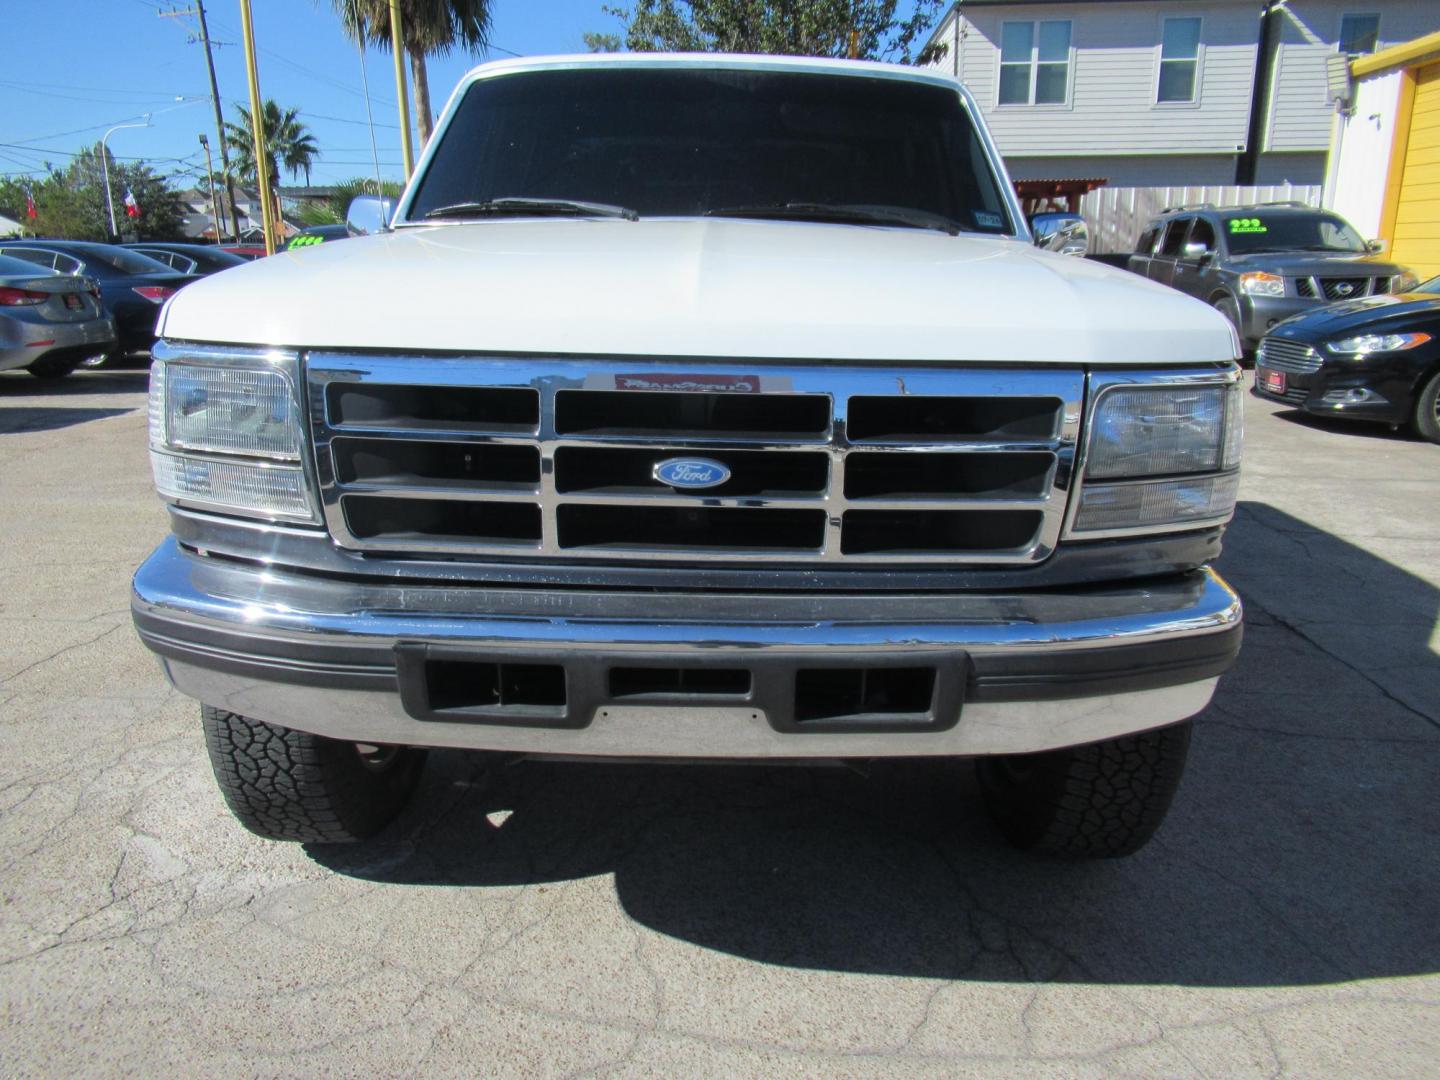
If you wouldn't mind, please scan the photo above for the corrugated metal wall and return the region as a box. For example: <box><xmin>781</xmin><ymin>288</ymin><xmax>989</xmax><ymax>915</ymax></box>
<box><xmin>1079</xmin><ymin>184</ymin><xmax>1324</xmax><ymax>253</ymax></box>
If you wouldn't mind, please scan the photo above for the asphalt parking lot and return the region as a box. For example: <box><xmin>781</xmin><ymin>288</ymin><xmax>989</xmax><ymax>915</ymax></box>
<box><xmin>1</xmin><ymin>367</ymin><xmax>1437</xmax><ymax>1077</ymax></box>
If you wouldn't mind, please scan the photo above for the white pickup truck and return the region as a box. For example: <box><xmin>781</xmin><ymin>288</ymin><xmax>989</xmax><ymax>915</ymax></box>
<box><xmin>132</xmin><ymin>54</ymin><xmax>1243</xmax><ymax>857</ymax></box>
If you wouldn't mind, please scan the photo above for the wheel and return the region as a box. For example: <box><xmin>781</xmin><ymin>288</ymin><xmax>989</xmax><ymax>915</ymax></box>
<box><xmin>976</xmin><ymin>720</ymin><xmax>1192</xmax><ymax>858</ymax></box>
<box><xmin>1211</xmin><ymin>296</ymin><xmax>1252</xmax><ymax>364</ymax></box>
<box><xmin>201</xmin><ymin>705</ymin><xmax>426</xmax><ymax>842</ymax></box>
<box><xmin>26</xmin><ymin>355</ymin><xmax>80</xmax><ymax>380</ymax></box>
<box><xmin>1414</xmin><ymin>371</ymin><xmax>1440</xmax><ymax>444</ymax></box>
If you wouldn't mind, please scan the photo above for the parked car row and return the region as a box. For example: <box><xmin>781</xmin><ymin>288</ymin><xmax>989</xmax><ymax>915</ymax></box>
<box><xmin>1127</xmin><ymin>203</ymin><xmax>1438</xmax><ymax>444</ymax></box>
<box><xmin>0</xmin><ymin>239</ymin><xmax>252</xmax><ymax>380</ymax></box>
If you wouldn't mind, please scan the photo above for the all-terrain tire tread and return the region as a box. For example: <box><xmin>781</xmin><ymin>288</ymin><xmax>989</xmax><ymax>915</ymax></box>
<box><xmin>201</xmin><ymin>705</ymin><xmax>423</xmax><ymax>843</ymax></box>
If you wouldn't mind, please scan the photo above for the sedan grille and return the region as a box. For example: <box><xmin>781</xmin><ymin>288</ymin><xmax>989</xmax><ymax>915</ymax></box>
<box><xmin>1257</xmin><ymin>338</ymin><xmax>1322</xmax><ymax>374</ymax></box>
<box><xmin>306</xmin><ymin>355</ymin><xmax>1082</xmax><ymax>566</ymax></box>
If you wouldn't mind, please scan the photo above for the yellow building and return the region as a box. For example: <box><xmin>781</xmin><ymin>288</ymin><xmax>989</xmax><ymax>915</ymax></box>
<box><xmin>1327</xmin><ymin>31</ymin><xmax>1440</xmax><ymax>279</ymax></box>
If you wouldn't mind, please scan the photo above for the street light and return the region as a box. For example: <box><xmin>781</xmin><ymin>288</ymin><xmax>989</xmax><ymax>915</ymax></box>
<box><xmin>101</xmin><ymin>116</ymin><xmax>151</xmax><ymax>240</ymax></box>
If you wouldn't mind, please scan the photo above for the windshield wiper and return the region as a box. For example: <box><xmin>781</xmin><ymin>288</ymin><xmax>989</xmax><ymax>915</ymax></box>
<box><xmin>423</xmin><ymin>197</ymin><xmax>639</xmax><ymax>221</ymax></box>
<box><xmin>704</xmin><ymin>202</ymin><xmax>966</xmax><ymax>236</ymax></box>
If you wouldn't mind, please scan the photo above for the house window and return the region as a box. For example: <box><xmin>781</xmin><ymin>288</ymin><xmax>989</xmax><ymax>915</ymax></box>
<box><xmin>1339</xmin><ymin>13</ymin><xmax>1380</xmax><ymax>56</ymax></box>
<box><xmin>1158</xmin><ymin>17</ymin><xmax>1201</xmax><ymax>103</ymax></box>
<box><xmin>999</xmin><ymin>20</ymin><xmax>1072</xmax><ymax>106</ymax></box>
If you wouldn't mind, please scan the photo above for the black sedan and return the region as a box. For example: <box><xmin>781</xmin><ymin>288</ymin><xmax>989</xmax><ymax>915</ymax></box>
<box><xmin>122</xmin><ymin>242</ymin><xmax>248</xmax><ymax>277</ymax></box>
<box><xmin>0</xmin><ymin>240</ymin><xmax>191</xmax><ymax>361</ymax></box>
<box><xmin>1254</xmin><ymin>276</ymin><xmax>1440</xmax><ymax>443</ymax></box>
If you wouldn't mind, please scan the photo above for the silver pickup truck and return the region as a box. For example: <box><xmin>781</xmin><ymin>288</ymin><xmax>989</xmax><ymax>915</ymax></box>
<box><xmin>132</xmin><ymin>54</ymin><xmax>1243</xmax><ymax>857</ymax></box>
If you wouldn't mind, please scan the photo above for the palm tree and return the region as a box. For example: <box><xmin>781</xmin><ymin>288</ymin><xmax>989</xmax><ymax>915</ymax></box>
<box><xmin>334</xmin><ymin>0</ymin><xmax>491</xmax><ymax>145</ymax></box>
<box><xmin>224</xmin><ymin>100</ymin><xmax>320</xmax><ymax>234</ymax></box>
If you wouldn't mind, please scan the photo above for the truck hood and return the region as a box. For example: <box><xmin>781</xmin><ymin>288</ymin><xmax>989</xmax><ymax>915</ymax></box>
<box><xmin>159</xmin><ymin>218</ymin><xmax>1237</xmax><ymax>365</ymax></box>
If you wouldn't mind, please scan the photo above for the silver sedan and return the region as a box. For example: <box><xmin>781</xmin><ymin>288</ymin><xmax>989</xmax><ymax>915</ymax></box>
<box><xmin>0</xmin><ymin>253</ymin><xmax>117</xmax><ymax>379</ymax></box>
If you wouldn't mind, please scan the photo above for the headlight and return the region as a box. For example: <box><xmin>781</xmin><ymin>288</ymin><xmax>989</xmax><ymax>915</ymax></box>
<box><xmin>1239</xmin><ymin>272</ymin><xmax>1285</xmax><ymax>297</ymax></box>
<box><xmin>148</xmin><ymin>344</ymin><xmax>319</xmax><ymax>523</ymax></box>
<box><xmin>1071</xmin><ymin>378</ymin><xmax>1242</xmax><ymax>536</ymax></box>
<box><xmin>1391</xmin><ymin>272</ymin><xmax>1419</xmax><ymax>294</ymax></box>
<box><xmin>1326</xmin><ymin>332</ymin><xmax>1431</xmax><ymax>355</ymax></box>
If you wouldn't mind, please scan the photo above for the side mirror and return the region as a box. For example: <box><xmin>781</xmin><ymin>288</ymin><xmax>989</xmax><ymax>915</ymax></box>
<box><xmin>1029</xmin><ymin>212</ymin><xmax>1089</xmax><ymax>257</ymax></box>
<box><xmin>1366</xmin><ymin>238</ymin><xmax>1386</xmax><ymax>254</ymax></box>
<box><xmin>346</xmin><ymin>194</ymin><xmax>397</xmax><ymax>237</ymax></box>
<box><xmin>1182</xmin><ymin>241</ymin><xmax>1213</xmax><ymax>262</ymax></box>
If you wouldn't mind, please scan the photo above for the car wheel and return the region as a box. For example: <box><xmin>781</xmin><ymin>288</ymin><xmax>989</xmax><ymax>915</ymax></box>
<box><xmin>25</xmin><ymin>355</ymin><xmax>80</xmax><ymax>380</ymax></box>
<box><xmin>1414</xmin><ymin>371</ymin><xmax>1440</xmax><ymax>445</ymax></box>
<box><xmin>201</xmin><ymin>705</ymin><xmax>427</xmax><ymax>843</ymax></box>
<box><xmin>975</xmin><ymin>721</ymin><xmax>1192</xmax><ymax>858</ymax></box>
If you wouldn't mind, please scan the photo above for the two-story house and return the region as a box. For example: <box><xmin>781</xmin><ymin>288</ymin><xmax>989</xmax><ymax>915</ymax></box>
<box><xmin>924</xmin><ymin>0</ymin><xmax>1439</xmax><ymax>188</ymax></box>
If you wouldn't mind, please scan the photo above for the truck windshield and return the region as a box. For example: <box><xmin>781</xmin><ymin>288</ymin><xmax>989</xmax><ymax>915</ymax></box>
<box><xmin>405</xmin><ymin>67</ymin><xmax>1015</xmax><ymax>235</ymax></box>
<box><xmin>1221</xmin><ymin>212</ymin><xmax>1368</xmax><ymax>254</ymax></box>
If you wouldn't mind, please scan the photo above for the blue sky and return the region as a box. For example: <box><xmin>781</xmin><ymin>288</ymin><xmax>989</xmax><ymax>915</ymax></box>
<box><xmin>1</xmin><ymin>0</ymin><xmax>613</xmax><ymax>189</ymax></box>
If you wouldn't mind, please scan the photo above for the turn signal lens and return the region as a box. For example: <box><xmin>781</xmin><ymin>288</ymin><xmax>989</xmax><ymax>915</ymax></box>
<box><xmin>1072</xmin><ymin>473</ymin><xmax>1240</xmax><ymax>533</ymax></box>
<box><xmin>150</xmin><ymin>450</ymin><xmax>315</xmax><ymax>522</ymax></box>
<box><xmin>1326</xmin><ymin>332</ymin><xmax>1430</xmax><ymax>355</ymax></box>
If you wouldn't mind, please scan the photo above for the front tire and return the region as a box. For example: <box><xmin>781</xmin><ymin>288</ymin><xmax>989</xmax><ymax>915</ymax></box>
<box><xmin>976</xmin><ymin>721</ymin><xmax>1192</xmax><ymax>858</ymax></box>
<box><xmin>1414</xmin><ymin>371</ymin><xmax>1440</xmax><ymax>445</ymax></box>
<box><xmin>201</xmin><ymin>705</ymin><xmax>426</xmax><ymax>842</ymax></box>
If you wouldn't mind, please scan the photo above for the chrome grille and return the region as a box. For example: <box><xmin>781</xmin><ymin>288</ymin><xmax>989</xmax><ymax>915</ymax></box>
<box><xmin>1294</xmin><ymin>276</ymin><xmax>1376</xmax><ymax>300</ymax></box>
<box><xmin>306</xmin><ymin>355</ymin><xmax>1082</xmax><ymax>565</ymax></box>
<box><xmin>1257</xmin><ymin>338</ymin><xmax>1322</xmax><ymax>374</ymax></box>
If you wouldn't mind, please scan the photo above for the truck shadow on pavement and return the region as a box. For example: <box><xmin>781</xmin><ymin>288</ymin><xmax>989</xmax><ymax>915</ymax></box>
<box><xmin>310</xmin><ymin>500</ymin><xmax>1440</xmax><ymax>988</ymax></box>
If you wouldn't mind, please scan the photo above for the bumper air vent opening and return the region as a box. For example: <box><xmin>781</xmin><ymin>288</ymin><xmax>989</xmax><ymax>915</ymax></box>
<box><xmin>425</xmin><ymin>659</ymin><xmax>567</xmax><ymax>713</ymax></box>
<box><xmin>609</xmin><ymin>667</ymin><xmax>752</xmax><ymax>698</ymax></box>
<box><xmin>794</xmin><ymin>667</ymin><xmax>936</xmax><ymax>724</ymax></box>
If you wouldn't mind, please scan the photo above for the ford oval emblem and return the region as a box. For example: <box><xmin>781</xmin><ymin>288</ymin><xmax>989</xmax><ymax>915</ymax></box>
<box><xmin>653</xmin><ymin>457</ymin><xmax>731</xmax><ymax>490</ymax></box>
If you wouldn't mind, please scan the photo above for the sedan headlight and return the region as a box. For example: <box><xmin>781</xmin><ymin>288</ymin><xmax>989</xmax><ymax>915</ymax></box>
<box><xmin>1071</xmin><ymin>377</ymin><xmax>1242</xmax><ymax>536</ymax></box>
<box><xmin>1239</xmin><ymin>272</ymin><xmax>1285</xmax><ymax>297</ymax></box>
<box><xmin>1326</xmin><ymin>332</ymin><xmax>1431</xmax><ymax>355</ymax></box>
<box><xmin>148</xmin><ymin>344</ymin><xmax>319</xmax><ymax>523</ymax></box>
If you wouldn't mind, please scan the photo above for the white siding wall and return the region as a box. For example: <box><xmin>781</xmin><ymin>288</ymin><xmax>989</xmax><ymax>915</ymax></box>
<box><xmin>1326</xmin><ymin>70</ymin><xmax>1403</xmax><ymax>238</ymax></box>
<box><xmin>1266</xmin><ymin>1</ymin><xmax>1440</xmax><ymax>151</ymax></box>
<box><xmin>943</xmin><ymin>0</ymin><xmax>1259</xmax><ymax>157</ymax></box>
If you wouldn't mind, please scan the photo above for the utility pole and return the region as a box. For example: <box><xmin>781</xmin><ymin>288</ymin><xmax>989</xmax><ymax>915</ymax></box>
<box><xmin>238</xmin><ymin>0</ymin><xmax>279</xmax><ymax>254</ymax></box>
<box><xmin>389</xmin><ymin>0</ymin><xmax>415</xmax><ymax>178</ymax></box>
<box><xmin>159</xmin><ymin>1</ymin><xmax>243</xmax><ymax>243</ymax></box>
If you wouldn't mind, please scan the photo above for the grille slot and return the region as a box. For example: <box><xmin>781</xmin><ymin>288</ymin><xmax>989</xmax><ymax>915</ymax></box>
<box><xmin>309</xmin><ymin>357</ymin><xmax>1084</xmax><ymax>565</ymax></box>
<box><xmin>1295</xmin><ymin>277</ymin><xmax>1317</xmax><ymax>298</ymax></box>
<box><xmin>557</xmin><ymin>505</ymin><xmax>826</xmax><ymax>552</ymax></box>
<box><xmin>328</xmin><ymin>383</ymin><xmax>539</xmax><ymax>433</ymax></box>
<box><xmin>344</xmin><ymin>495</ymin><xmax>542</xmax><ymax>546</ymax></box>
<box><xmin>555</xmin><ymin>446</ymin><xmax>828</xmax><ymax>497</ymax></box>
<box><xmin>556</xmin><ymin>389</ymin><xmax>829</xmax><ymax>440</ymax></box>
<box><xmin>841</xmin><ymin>509</ymin><xmax>1043</xmax><ymax>555</ymax></box>
<box><xmin>333</xmin><ymin>437</ymin><xmax>540</xmax><ymax>490</ymax></box>
<box><xmin>846</xmin><ymin>395</ymin><xmax>1061</xmax><ymax>442</ymax></box>
<box><xmin>1258</xmin><ymin>338</ymin><xmax>1322</xmax><ymax>373</ymax></box>
<box><xmin>844</xmin><ymin>451</ymin><xmax>1053</xmax><ymax>500</ymax></box>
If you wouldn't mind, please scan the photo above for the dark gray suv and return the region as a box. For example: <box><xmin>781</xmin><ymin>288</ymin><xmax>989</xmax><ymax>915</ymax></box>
<box><xmin>1128</xmin><ymin>205</ymin><xmax>1418</xmax><ymax>352</ymax></box>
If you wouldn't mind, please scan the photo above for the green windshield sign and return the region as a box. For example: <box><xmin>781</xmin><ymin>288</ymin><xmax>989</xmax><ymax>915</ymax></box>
<box><xmin>1227</xmin><ymin>217</ymin><xmax>1268</xmax><ymax>234</ymax></box>
<box><xmin>287</xmin><ymin>235</ymin><xmax>327</xmax><ymax>249</ymax></box>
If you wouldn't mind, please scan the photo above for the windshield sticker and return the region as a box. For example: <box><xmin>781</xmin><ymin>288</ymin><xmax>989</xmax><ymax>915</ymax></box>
<box><xmin>1228</xmin><ymin>218</ymin><xmax>1268</xmax><ymax>234</ymax></box>
<box><xmin>974</xmin><ymin>210</ymin><xmax>1004</xmax><ymax>229</ymax></box>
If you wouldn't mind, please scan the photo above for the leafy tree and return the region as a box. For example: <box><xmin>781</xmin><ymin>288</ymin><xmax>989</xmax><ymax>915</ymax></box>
<box><xmin>334</xmin><ymin>0</ymin><xmax>492</xmax><ymax>146</ymax></box>
<box><xmin>588</xmin><ymin>0</ymin><xmax>946</xmax><ymax>63</ymax></box>
<box><xmin>293</xmin><ymin>176</ymin><xmax>404</xmax><ymax>227</ymax></box>
<box><xmin>223</xmin><ymin>100</ymin><xmax>320</xmax><ymax>187</ymax></box>
<box><xmin>0</xmin><ymin>146</ymin><xmax>186</xmax><ymax>242</ymax></box>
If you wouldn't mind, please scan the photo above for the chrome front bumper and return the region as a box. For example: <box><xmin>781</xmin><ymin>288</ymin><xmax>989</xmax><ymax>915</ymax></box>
<box><xmin>132</xmin><ymin>539</ymin><xmax>1242</xmax><ymax>758</ymax></box>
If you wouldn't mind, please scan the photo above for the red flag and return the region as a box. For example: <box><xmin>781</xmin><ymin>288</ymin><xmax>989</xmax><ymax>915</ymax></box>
<box><xmin>124</xmin><ymin>186</ymin><xmax>141</xmax><ymax>219</ymax></box>
<box><xmin>25</xmin><ymin>186</ymin><xmax>37</xmax><ymax>219</ymax></box>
